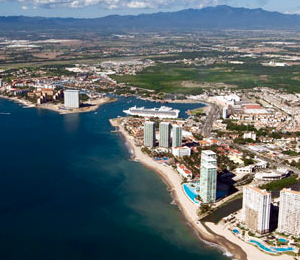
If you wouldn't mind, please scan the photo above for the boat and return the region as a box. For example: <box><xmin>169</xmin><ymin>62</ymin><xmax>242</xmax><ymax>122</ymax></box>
<box><xmin>123</xmin><ymin>106</ymin><xmax>180</xmax><ymax>118</ymax></box>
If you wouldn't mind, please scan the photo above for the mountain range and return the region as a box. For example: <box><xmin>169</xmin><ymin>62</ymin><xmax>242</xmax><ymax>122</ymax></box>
<box><xmin>1</xmin><ymin>5</ymin><xmax>300</xmax><ymax>31</ymax></box>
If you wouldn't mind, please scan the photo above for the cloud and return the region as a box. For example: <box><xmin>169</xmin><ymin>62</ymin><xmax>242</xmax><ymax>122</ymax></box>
<box><xmin>127</xmin><ymin>1</ymin><xmax>152</xmax><ymax>8</ymax></box>
<box><xmin>1</xmin><ymin>0</ymin><xmax>268</xmax><ymax>10</ymax></box>
<box><xmin>21</xmin><ymin>4</ymin><xmax>29</xmax><ymax>8</ymax></box>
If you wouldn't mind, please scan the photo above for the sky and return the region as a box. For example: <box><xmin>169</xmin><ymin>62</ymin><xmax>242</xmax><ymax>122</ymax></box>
<box><xmin>0</xmin><ymin>0</ymin><xmax>299</xmax><ymax>18</ymax></box>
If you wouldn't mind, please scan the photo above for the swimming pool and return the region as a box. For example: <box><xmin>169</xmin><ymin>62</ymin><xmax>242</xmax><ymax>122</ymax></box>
<box><xmin>232</xmin><ymin>229</ymin><xmax>239</xmax><ymax>234</ymax></box>
<box><xmin>278</xmin><ymin>238</ymin><xmax>288</xmax><ymax>243</ymax></box>
<box><xmin>183</xmin><ymin>183</ymin><xmax>227</xmax><ymax>204</ymax></box>
<box><xmin>250</xmin><ymin>240</ymin><xmax>294</xmax><ymax>253</ymax></box>
<box><xmin>183</xmin><ymin>183</ymin><xmax>200</xmax><ymax>204</ymax></box>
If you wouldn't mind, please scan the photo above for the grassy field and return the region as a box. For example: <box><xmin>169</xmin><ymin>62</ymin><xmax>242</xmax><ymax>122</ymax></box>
<box><xmin>112</xmin><ymin>62</ymin><xmax>300</xmax><ymax>93</ymax></box>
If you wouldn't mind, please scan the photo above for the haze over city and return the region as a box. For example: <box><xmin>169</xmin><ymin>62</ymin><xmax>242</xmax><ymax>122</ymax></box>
<box><xmin>0</xmin><ymin>0</ymin><xmax>299</xmax><ymax>17</ymax></box>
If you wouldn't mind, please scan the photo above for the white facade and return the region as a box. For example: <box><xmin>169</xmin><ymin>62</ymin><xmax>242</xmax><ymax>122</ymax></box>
<box><xmin>200</xmin><ymin>150</ymin><xmax>217</xmax><ymax>203</ymax></box>
<box><xmin>144</xmin><ymin>121</ymin><xmax>156</xmax><ymax>148</ymax></box>
<box><xmin>172</xmin><ymin>146</ymin><xmax>191</xmax><ymax>157</ymax></box>
<box><xmin>222</xmin><ymin>107</ymin><xmax>228</xmax><ymax>119</ymax></box>
<box><xmin>172</xmin><ymin>125</ymin><xmax>182</xmax><ymax>147</ymax></box>
<box><xmin>64</xmin><ymin>90</ymin><xmax>80</xmax><ymax>108</ymax></box>
<box><xmin>242</xmin><ymin>185</ymin><xmax>271</xmax><ymax>234</ymax></box>
<box><xmin>278</xmin><ymin>189</ymin><xmax>300</xmax><ymax>236</ymax></box>
<box><xmin>243</xmin><ymin>132</ymin><xmax>257</xmax><ymax>141</ymax></box>
<box><xmin>159</xmin><ymin>122</ymin><xmax>171</xmax><ymax>148</ymax></box>
<box><xmin>177</xmin><ymin>164</ymin><xmax>192</xmax><ymax>181</ymax></box>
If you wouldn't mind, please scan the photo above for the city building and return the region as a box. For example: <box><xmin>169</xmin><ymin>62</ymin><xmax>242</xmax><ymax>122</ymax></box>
<box><xmin>159</xmin><ymin>122</ymin><xmax>171</xmax><ymax>148</ymax></box>
<box><xmin>243</xmin><ymin>132</ymin><xmax>257</xmax><ymax>141</ymax></box>
<box><xmin>200</xmin><ymin>150</ymin><xmax>217</xmax><ymax>203</ymax></box>
<box><xmin>0</xmin><ymin>78</ymin><xmax>3</xmax><ymax>88</ymax></box>
<box><xmin>278</xmin><ymin>188</ymin><xmax>300</xmax><ymax>236</ymax></box>
<box><xmin>242</xmin><ymin>185</ymin><xmax>271</xmax><ymax>234</ymax></box>
<box><xmin>222</xmin><ymin>107</ymin><xmax>228</xmax><ymax>119</ymax></box>
<box><xmin>64</xmin><ymin>89</ymin><xmax>80</xmax><ymax>108</ymax></box>
<box><xmin>144</xmin><ymin>121</ymin><xmax>156</xmax><ymax>148</ymax></box>
<box><xmin>177</xmin><ymin>164</ymin><xmax>192</xmax><ymax>181</ymax></box>
<box><xmin>172</xmin><ymin>146</ymin><xmax>191</xmax><ymax>157</ymax></box>
<box><xmin>172</xmin><ymin>125</ymin><xmax>182</xmax><ymax>147</ymax></box>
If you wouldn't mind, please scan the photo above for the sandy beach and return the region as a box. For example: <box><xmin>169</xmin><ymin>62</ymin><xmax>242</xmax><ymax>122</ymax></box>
<box><xmin>110</xmin><ymin>117</ymin><xmax>295</xmax><ymax>260</ymax></box>
<box><xmin>0</xmin><ymin>95</ymin><xmax>117</xmax><ymax>114</ymax></box>
<box><xmin>37</xmin><ymin>97</ymin><xmax>117</xmax><ymax>114</ymax></box>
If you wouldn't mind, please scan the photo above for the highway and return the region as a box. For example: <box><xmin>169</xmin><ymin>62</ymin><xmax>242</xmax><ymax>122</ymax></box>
<box><xmin>201</xmin><ymin>102</ymin><xmax>221</xmax><ymax>137</ymax></box>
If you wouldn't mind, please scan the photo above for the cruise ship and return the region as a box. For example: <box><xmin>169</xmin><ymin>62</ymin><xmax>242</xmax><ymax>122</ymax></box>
<box><xmin>123</xmin><ymin>106</ymin><xmax>180</xmax><ymax>118</ymax></box>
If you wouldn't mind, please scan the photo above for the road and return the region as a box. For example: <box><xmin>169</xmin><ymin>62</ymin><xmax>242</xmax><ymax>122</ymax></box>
<box><xmin>201</xmin><ymin>102</ymin><xmax>221</xmax><ymax>137</ymax></box>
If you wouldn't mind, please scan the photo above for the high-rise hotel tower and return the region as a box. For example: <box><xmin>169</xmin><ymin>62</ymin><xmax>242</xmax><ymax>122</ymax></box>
<box><xmin>144</xmin><ymin>121</ymin><xmax>156</xmax><ymax>148</ymax></box>
<box><xmin>242</xmin><ymin>185</ymin><xmax>271</xmax><ymax>234</ymax></box>
<box><xmin>200</xmin><ymin>150</ymin><xmax>217</xmax><ymax>203</ymax></box>
<box><xmin>159</xmin><ymin>122</ymin><xmax>171</xmax><ymax>148</ymax></box>
<box><xmin>278</xmin><ymin>188</ymin><xmax>300</xmax><ymax>236</ymax></box>
<box><xmin>172</xmin><ymin>125</ymin><xmax>182</xmax><ymax>147</ymax></box>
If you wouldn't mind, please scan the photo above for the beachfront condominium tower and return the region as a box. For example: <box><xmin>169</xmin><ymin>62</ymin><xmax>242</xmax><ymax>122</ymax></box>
<box><xmin>159</xmin><ymin>122</ymin><xmax>171</xmax><ymax>148</ymax></box>
<box><xmin>172</xmin><ymin>125</ymin><xmax>182</xmax><ymax>147</ymax></box>
<box><xmin>144</xmin><ymin>121</ymin><xmax>156</xmax><ymax>148</ymax></box>
<box><xmin>242</xmin><ymin>185</ymin><xmax>271</xmax><ymax>234</ymax></box>
<box><xmin>278</xmin><ymin>188</ymin><xmax>300</xmax><ymax>236</ymax></box>
<box><xmin>64</xmin><ymin>89</ymin><xmax>80</xmax><ymax>108</ymax></box>
<box><xmin>200</xmin><ymin>150</ymin><xmax>217</xmax><ymax>203</ymax></box>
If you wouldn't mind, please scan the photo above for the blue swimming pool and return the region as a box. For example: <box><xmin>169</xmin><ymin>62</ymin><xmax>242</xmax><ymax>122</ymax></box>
<box><xmin>278</xmin><ymin>238</ymin><xmax>288</xmax><ymax>243</ymax></box>
<box><xmin>183</xmin><ymin>183</ymin><xmax>226</xmax><ymax>204</ymax></box>
<box><xmin>250</xmin><ymin>240</ymin><xmax>274</xmax><ymax>253</ymax></box>
<box><xmin>272</xmin><ymin>247</ymin><xmax>294</xmax><ymax>252</ymax></box>
<box><xmin>250</xmin><ymin>240</ymin><xmax>294</xmax><ymax>253</ymax></box>
<box><xmin>232</xmin><ymin>229</ymin><xmax>239</xmax><ymax>234</ymax></box>
<box><xmin>183</xmin><ymin>184</ymin><xmax>200</xmax><ymax>204</ymax></box>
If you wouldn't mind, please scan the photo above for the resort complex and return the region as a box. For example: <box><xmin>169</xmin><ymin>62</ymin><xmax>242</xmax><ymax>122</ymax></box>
<box><xmin>3</xmin><ymin>19</ymin><xmax>300</xmax><ymax>260</ymax></box>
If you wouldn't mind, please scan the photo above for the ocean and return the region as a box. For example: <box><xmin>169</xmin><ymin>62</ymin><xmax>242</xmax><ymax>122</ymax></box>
<box><xmin>0</xmin><ymin>97</ymin><xmax>229</xmax><ymax>260</ymax></box>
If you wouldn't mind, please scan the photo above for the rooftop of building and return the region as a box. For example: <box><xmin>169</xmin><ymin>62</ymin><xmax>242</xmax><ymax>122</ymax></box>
<box><xmin>245</xmin><ymin>185</ymin><xmax>270</xmax><ymax>196</ymax></box>
<box><xmin>281</xmin><ymin>188</ymin><xmax>300</xmax><ymax>196</ymax></box>
<box><xmin>202</xmin><ymin>150</ymin><xmax>216</xmax><ymax>156</ymax></box>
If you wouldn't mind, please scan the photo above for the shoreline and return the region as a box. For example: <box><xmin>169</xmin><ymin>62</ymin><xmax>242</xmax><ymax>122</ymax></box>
<box><xmin>110</xmin><ymin>117</ymin><xmax>295</xmax><ymax>260</ymax></box>
<box><xmin>109</xmin><ymin>117</ymin><xmax>246</xmax><ymax>260</ymax></box>
<box><xmin>0</xmin><ymin>95</ymin><xmax>117</xmax><ymax>114</ymax></box>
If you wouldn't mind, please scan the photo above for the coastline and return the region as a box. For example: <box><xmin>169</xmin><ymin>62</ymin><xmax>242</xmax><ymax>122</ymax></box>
<box><xmin>110</xmin><ymin>117</ymin><xmax>295</xmax><ymax>260</ymax></box>
<box><xmin>0</xmin><ymin>95</ymin><xmax>117</xmax><ymax>114</ymax></box>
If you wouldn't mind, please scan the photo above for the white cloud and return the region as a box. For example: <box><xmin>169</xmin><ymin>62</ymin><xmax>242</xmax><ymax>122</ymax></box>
<box><xmin>21</xmin><ymin>5</ymin><xmax>29</xmax><ymax>9</ymax></box>
<box><xmin>127</xmin><ymin>1</ymin><xmax>152</xmax><ymax>9</ymax></box>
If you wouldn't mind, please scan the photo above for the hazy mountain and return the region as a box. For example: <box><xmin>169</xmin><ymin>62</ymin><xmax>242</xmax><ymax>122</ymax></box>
<box><xmin>1</xmin><ymin>5</ymin><xmax>300</xmax><ymax>31</ymax></box>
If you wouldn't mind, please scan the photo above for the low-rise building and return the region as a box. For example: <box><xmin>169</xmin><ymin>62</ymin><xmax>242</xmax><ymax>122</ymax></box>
<box><xmin>172</xmin><ymin>146</ymin><xmax>191</xmax><ymax>157</ymax></box>
<box><xmin>177</xmin><ymin>164</ymin><xmax>193</xmax><ymax>181</ymax></box>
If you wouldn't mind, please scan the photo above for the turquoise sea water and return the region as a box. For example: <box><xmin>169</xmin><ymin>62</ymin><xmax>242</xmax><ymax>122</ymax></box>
<box><xmin>0</xmin><ymin>97</ymin><xmax>229</xmax><ymax>260</ymax></box>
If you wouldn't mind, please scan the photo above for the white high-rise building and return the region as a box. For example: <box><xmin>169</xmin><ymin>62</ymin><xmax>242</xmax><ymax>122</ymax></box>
<box><xmin>172</xmin><ymin>125</ymin><xmax>182</xmax><ymax>147</ymax></box>
<box><xmin>242</xmin><ymin>185</ymin><xmax>271</xmax><ymax>234</ymax></box>
<box><xmin>64</xmin><ymin>90</ymin><xmax>80</xmax><ymax>108</ymax></box>
<box><xmin>278</xmin><ymin>188</ymin><xmax>300</xmax><ymax>236</ymax></box>
<box><xmin>144</xmin><ymin>121</ymin><xmax>156</xmax><ymax>148</ymax></box>
<box><xmin>0</xmin><ymin>78</ymin><xmax>3</xmax><ymax>88</ymax></box>
<box><xmin>222</xmin><ymin>107</ymin><xmax>228</xmax><ymax>119</ymax></box>
<box><xmin>159</xmin><ymin>122</ymin><xmax>171</xmax><ymax>148</ymax></box>
<box><xmin>200</xmin><ymin>150</ymin><xmax>217</xmax><ymax>203</ymax></box>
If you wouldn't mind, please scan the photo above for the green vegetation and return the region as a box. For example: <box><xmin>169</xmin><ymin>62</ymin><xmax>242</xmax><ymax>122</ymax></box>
<box><xmin>225</xmin><ymin>120</ymin><xmax>256</xmax><ymax>132</ymax></box>
<box><xmin>190</xmin><ymin>107</ymin><xmax>205</xmax><ymax>116</ymax></box>
<box><xmin>259</xmin><ymin>175</ymin><xmax>299</xmax><ymax>191</ymax></box>
<box><xmin>112</xmin><ymin>60</ymin><xmax>300</xmax><ymax>93</ymax></box>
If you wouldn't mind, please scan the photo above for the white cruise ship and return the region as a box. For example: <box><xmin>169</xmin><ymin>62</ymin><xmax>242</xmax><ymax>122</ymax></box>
<box><xmin>123</xmin><ymin>106</ymin><xmax>180</xmax><ymax>118</ymax></box>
